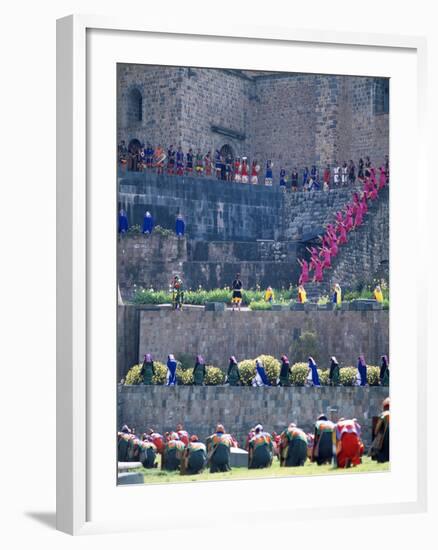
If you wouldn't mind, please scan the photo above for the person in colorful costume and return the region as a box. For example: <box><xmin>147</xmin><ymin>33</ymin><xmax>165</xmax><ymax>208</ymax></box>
<box><xmin>333</xmin><ymin>162</ymin><xmax>340</xmax><ymax>187</ymax></box>
<box><xmin>334</xmin><ymin>418</ymin><xmax>364</xmax><ymax>468</ymax></box>
<box><xmin>142</xmin><ymin>211</ymin><xmax>154</xmax><ymax>234</ymax></box>
<box><xmin>138</xmin><ymin>439</ymin><xmax>157</xmax><ymax>469</ymax></box>
<box><xmin>181</xmin><ymin>435</ymin><xmax>207</xmax><ymax>474</ymax></box>
<box><xmin>265</xmin><ymin>160</ymin><xmax>273</xmax><ymax>186</ymax></box>
<box><xmin>251</xmin><ymin>160</ymin><xmax>260</xmax><ymax>184</ymax></box>
<box><xmin>195</xmin><ymin>149</ymin><xmax>204</xmax><ymax>176</ymax></box>
<box><xmin>241</xmin><ymin>157</ymin><xmax>249</xmax><ymax>183</ymax></box>
<box><xmin>175</xmin><ymin>424</ymin><xmax>190</xmax><ymax>446</ymax></box>
<box><xmin>279</xmin><ymin>355</ymin><xmax>292</xmax><ymax>386</ymax></box>
<box><xmin>279</xmin><ymin>167</ymin><xmax>287</xmax><ymax>190</ymax></box>
<box><xmin>207</xmin><ymin>424</ymin><xmax>233</xmax><ymax>473</ymax></box>
<box><xmin>279</xmin><ymin>423</ymin><xmax>308</xmax><ymax>467</ymax></box>
<box><xmin>175</xmin><ymin>146</ymin><xmax>184</xmax><ymax>176</ymax></box>
<box><xmin>186</xmin><ymin>148</ymin><xmax>194</xmax><ymax>175</ymax></box>
<box><xmin>264</xmin><ymin>286</ymin><xmax>274</xmax><ymax>303</ymax></box>
<box><xmin>171</xmin><ymin>275</ymin><xmax>184</xmax><ymax>310</ymax></box>
<box><xmin>332</xmin><ymin>283</ymin><xmax>342</xmax><ymax>305</ymax></box>
<box><xmin>302</xmin><ymin>166</ymin><xmax>309</xmax><ymax>188</ymax></box>
<box><xmin>226</xmin><ymin>356</ymin><xmax>241</xmax><ymax>386</ymax></box>
<box><xmin>214</xmin><ymin>150</ymin><xmax>222</xmax><ymax>179</ymax></box>
<box><xmin>323</xmin><ymin>165</ymin><xmax>331</xmax><ymax>191</ymax></box>
<box><xmin>297</xmin><ymin>284</ymin><xmax>307</xmax><ymax>304</ymax></box>
<box><xmin>193</xmin><ymin>354</ymin><xmax>206</xmax><ymax>386</ymax></box>
<box><xmin>231</xmin><ymin>273</ymin><xmax>243</xmax><ymax>311</ymax></box>
<box><xmin>204</xmin><ymin>151</ymin><xmax>212</xmax><ymax>177</ymax></box>
<box><xmin>341</xmin><ymin>161</ymin><xmax>348</xmax><ymax>186</ymax></box>
<box><xmin>234</xmin><ymin>157</ymin><xmax>242</xmax><ymax>182</ymax></box>
<box><xmin>307</xmin><ymin>356</ymin><xmax>321</xmax><ymax>387</ymax></box>
<box><xmin>291</xmin><ymin>167</ymin><xmax>299</xmax><ymax>191</ymax></box>
<box><xmin>252</xmin><ymin>359</ymin><xmax>270</xmax><ymax>387</ymax></box>
<box><xmin>369</xmin><ymin>397</ymin><xmax>390</xmax><ymax>463</ymax></box>
<box><xmin>297</xmin><ymin>259</ymin><xmax>309</xmax><ymax>285</ymax></box>
<box><xmin>117</xmin><ymin>425</ymin><xmax>133</xmax><ymax>461</ymax></box>
<box><xmin>225</xmin><ymin>153</ymin><xmax>233</xmax><ymax>181</ymax></box>
<box><xmin>145</xmin><ymin>143</ymin><xmax>154</xmax><ymax>169</ymax></box>
<box><xmin>167</xmin><ymin>145</ymin><xmax>176</xmax><ymax>175</ymax></box>
<box><xmin>356</xmin><ymin>355</ymin><xmax>368</xmax><ymax>386</ymax></box>
<box><xmin>379</xmin><ymin>355</ymin><xmax>390</xmax><ymax>386</ymax></box>
<box><xmin>312</xmin><ymin>414</ymin><xmax>335</xmax><ymax>465</ymax></box>
<box><xmin>373</xmin><ymin>285</ymin><xmax>384</xmax><ymax>303</ymax></box>
<box><xmin>154</xmin><ymin>144</ymin><xmax>166</xmax><ymax>175</ymax></box>
<box><xmin>248</xmin><ymin>424</ymin><xmax>273</xmax><ymax>469</ymax></box>
<box><xmin>118</xmin><ymin>209</ymin><xmax>129</xmax><ymax>234</ymax></box>
<box><xmin>328</xmin><ymin>356</ymin><xmax>340</xmax><ymax>386</ymax></box>
<box><xmin>140</xmin><ymin>353</ymin><xmax>155</xmax><ymax>385</ymax></box>
<box><xmin>162</xmin><ymin>432</ymin><xmax>185</xmax><ymax>471</ymax></box>
<box><xmin>166</xmin><ymin>354</ymin><xmax>178</xmax><ymax>386</ymax></box>
<box><xmin>147</xmin><ymin>429</ymin><xmax>165</xmax><ymax>455</ymax></box>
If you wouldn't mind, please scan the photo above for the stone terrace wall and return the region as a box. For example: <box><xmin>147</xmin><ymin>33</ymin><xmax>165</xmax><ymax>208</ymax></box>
<box><xmin>120</xmin><ymin>307</ymin><xmax>390</xmax><ymax>377</ymax></box>
<box><xmin>118</xmin><ymin>385</ymin><xmax>389</xmax><ymax>446</ymax></box>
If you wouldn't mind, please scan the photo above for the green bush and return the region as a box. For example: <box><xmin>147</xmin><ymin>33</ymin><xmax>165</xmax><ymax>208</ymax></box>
<box><xmin>176</xmin><ymin>367</ymin><xmax>194</xmax><ymax>385</ymax></box>
<box><xmin>367</xmin><ymin>366</ymin><xmax>380</xmax><ymax>386</ymax></box>
<box><xmin>238</xmin><ymin>359</ymin><xmax>256</xmax><ymax>386</ymax></box>
<box><xmin>256</xmin><ymin>354</ymin><xmax>280</xmax><ymax>385</ymax></box>
<box><xmin>249</xmin><ymin>301</ymin><xmax>272</xmax><ymax>311</ymax></box>
<box><xmin>292</xmin><ymin>331</ymin><xmax>320</xmax><ymax>364</ymax></box>
<box><xmin>132</xmin><ymin>289</ymin><xmax>173</xmax><ymax>305</ymax></box>
<box><xmin>319</xmin><ymin>369</ymin><xmax>330</xmax><ymax>385</ymax></box>
<box><xmin>154</xmin><ymin>225</ymin><xmax>173</xmax><ymax>237</ymax></box>
<box><xmin>339</xmin><ymin>366</ymin><xmax>357</xmax><ymax>386</ymax></box>
<box><xmin>205</xmin><ymin>366</ymin><xmax>225</xmax><ymax>385</ymax></box>
<box><xmin>290</xmin><ymin>362</ymin><xmax>309</xmax><ymax>386</ymax></box>
<box><xmin>127</xmin><ymin>224</ymin><xmax>142</xmax><ymax>235</ymax></box>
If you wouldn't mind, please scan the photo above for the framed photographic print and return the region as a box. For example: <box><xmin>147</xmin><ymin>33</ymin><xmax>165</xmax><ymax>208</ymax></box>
<box><xmin>57</xmin><ymin>15</ymin><xmax>427</xmax><ymax>535</ymax></box>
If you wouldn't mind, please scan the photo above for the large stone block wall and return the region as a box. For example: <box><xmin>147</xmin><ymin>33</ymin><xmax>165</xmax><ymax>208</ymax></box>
<box><xmin>117</xmin><ymin>385</ymin><xmax>389</xmax><ymax>446</ymax></box>
<box><xmin>119</xmin><ymin>307</ymin><xmax>390</xmax><ymax>377</ymax></box>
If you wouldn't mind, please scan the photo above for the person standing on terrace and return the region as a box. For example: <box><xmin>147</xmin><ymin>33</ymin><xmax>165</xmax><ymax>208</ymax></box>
<box><xmin>195</xmin><ymin>149</ymin><xmax>204</xmax><ymax>176</ymax></box>
<box><xmin>204</xmin><ymin>150</ymin><xmax>212</xmax><ymax>177</ymax></box>
<box><xmin>323</xmin><ymin>164</ymin><xmax>331</xmax><ymax>191</ymax></box>
<box><xmin>291</xmin><ymin>167</ymin><xmax>299</xmax><ymax>192</ymax></box>
<box><xmin>175</xmin><ymin>213</ymin><xmax>185</xmax><ymax>237</ymax></box>
<box><xmin>231</xmin><ymin>273</ymin><xmax>243</xmax><ymax>311</ymax></box>
<box><xmin>265</xmin><ymin>159</ymin><xmax>273</xmax><ymax>186</ymax></box>
<box><xmin>333</xmin><ymin>161</ymin><xmax>340</xmax><ymax>187</ymax></box>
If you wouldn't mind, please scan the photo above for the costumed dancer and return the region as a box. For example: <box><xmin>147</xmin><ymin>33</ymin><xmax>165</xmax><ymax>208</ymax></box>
<box><xmin>206</xmin><ymin>424</ymin><xmax>234</xmax><ymax>473</ymax></box>
<box><xmin>234</xmin><ymin>157</ymin><xmax>242</xmax><ymax>182</ymax></box>
<box><xmin>333</xmin><ymin>162</ymin><xmax>340</xmax><ymax>187</ymax></box>
<box><xmin>162</xmin><ymin>432</ymin><xmax>185</xmax><ymax>471</ymax></box>
<box><xmin>264</xmin><ymin>286</ymin><xmax>274</xmax><ymax>304</ymax></box>
<box><xmin>166</xmin><ymin>354</ymin><xmax>178</xmax><ymax>386</ymax></box>
<box><xmin>137</xmin><ymin>439</ymin><xmax>157</xmax><ymax>469</ymax></box>
<box><xmin>175</xmin><ymin>213</ymin><xmax>185</xmax><ymax>237</ymax></box>
<box><xmin>328</xmin><ymin>356</ymin><xmax>340</xmax><ymax>386</ymax></box>
<box><xmin>307</xmin><ymin>356</ymin><xmax>321</xmax><ymax>387</ymax></box>
<box><xmin>251</xmin><ymin>160</ymin><xmax>260</xmax><ymax>184</ymax></box>
<box><xmin>333</xmin><ymin>418</ymin><xmax>364</xmax><ymax>468</ymax></box>
<box><xmin>226</xmin><ymin>356</ymin><xmax>241</xmax><ymax>386</ymax></box>
<box><xmin>291</xmin><ymin>167</ymin><xmax>299</xmax><ymax>191</ymax></box>
<box><xmin>323</xmin><ymin>165</ymin><xmax>330</xmax><ymax>191</ymax></box>
<box><xmin>193</xmin><ymin>354</ymin><xmax>206</xmax><ymax>386</ymax></box>
<box><xmin>369</xmin><ymin>397</ymin><xmax>390</xmax><ymax>463</ymax></box>
<box><xmin>241</xmin><ymin>157</ymin><xmax>249</xmax><ymax>183</ymax></box>
<box><xmin>364</xmin><ymin>156</ymin><xmax>371</xmax><ymax>178</ymax></box>
<box><xmin>310</xmin><ymin>164</ymin><xmax>318</xmax><ymax>182</ymax></box>
<box><xmin>248</xmin><ymin>425</ymin><xmax>273</xmax><ymax>469</ymax></box>
<box><xmin>332</xmin><ymin>283</ymin><xmax>342</xmax><ymax>305</ymax></box>
<box><xmin>181</xmin><ymin>435</ymin><xmax>207</xmax><ymax>475</ymax></box>
<box><xmin>176</xmin><ymin>146</ymin><xmax>184</xmax><ymax>176</ymax></box>
<box><xmin>279</xmin><ymin>423</ymin><xmax>308</xmax><ymax>467</ymax></box>
<box><xmin>195</xmin><ymin>149</ymin><xmax>204</xmax><ymax>176</ymax></box>
<box><xmin>225</xmin><ymin>153</ymin><xmax>233</xmax><ymax>181</ymax></box>
<box><xmin>167</xmin><ymin>145</ymin><xmax>176</xmax><ymax>175</ymax></box>
<box><xmin>175</xmin><ymin>424</ymin><xmax>190</xmax><ymax>446</ymax></box>
<box><xmin>204</xmin><ymin>151</ymin><xmax>212</xmax><ymax>177</ymax></box>
<box><xmin>252</xmin><ymin>359</ymin><xmax>271</xmax><ymax>387</ymax></box>
<box><xmin>231</xmin><ymin>273</ymin><xmax>243</xmax><ymax>311</ymax></box>
<box><xmin>373</xmin><ymin>285</ymin><xmax>384</xmax><ymax>303</ymax></box>
<box><xmin>145</xmin><ymin>143</ymin><xmax>154</xmax><ymax>169</ymax></box>
<box><xmin>379</xmin><ymin>355</ymin><xmax>390</xmax><ymax>386</ymax></box>
<box><xmin>265</xmin><ymin>159</ymin><xmax>273</xmax><ymax>186</ymax></box>
<box><xmin>312</xmin><ymin>414</ymin><xmax>335</xmax><ymax>465</ymax></box>
<box><xmin>140</xmin><ymin>353</ymin><xmax>155</xmax><ymax>385</ymax></box>
<box><xmin>171</xmin><ymin>275</ymin><xmax>184</xmax><ymax>310</ymax></box>
<box><xmin>303</xmin><ymin>166</ymin><xmax>309</xmax><ymax>188</ymax></box>
<box><xmin>154</xmin><ymin>144</ymin><xmax>166</xmax><ymax>175</ymax></box>
<box><xmin>118</xmin><ymin>209</ymin><xmax>129</xmax><ymax>234</ymax></box>
<box><xmin>142</xmin><ymin>211</ymin><xmax>154</xmax><ymax>234</ymax></box>
<box><xmin>341</xmin><ymin>162</ymin><xmax>348</xmax><ymax>186</ymax></box>
<box><xmin>214</xmin><ymin>150</ymin><xmax>222</xmax><ymax>179</ymax></box>
<box><xmin>185</xmin><ymin>148</ymin><xmax>194</xmax><ymax>175</ymax></box>
<box><xmin>279</xmin><ymin>167</ymin><xmax>287</xmax><ymax>190</ymax></box>
<box><xmin>279</xmin><ymin>355</ymin><xmax>292</xmax><ymax>387</ymax></box>
<box><xmin>321</xmin><ymin>246</ymin><xmax>332</xmax><ymax>269</ymax></box>
<box><xmin>297</xmin><ymin>284</ymin><xmax>307</xmax><ymax>304</ymax></box>
<box><xmin>356</xmin><ymin>355</ymin><xmax>368</xmax><ymax>386</ymax></box>
<box><xmin>297</xmin><ymin>259</ymin><xmax>309</xmax><ymax>285</ymax></box>
<box><xmin>313</xmin><ymin>259</ymin><xmax>324</xmax><ymax>283</ymax></box>
<box><xmin>378</xmin><ymin>165</ymin><xmax>387</xmax><ymax>189</ymax></box>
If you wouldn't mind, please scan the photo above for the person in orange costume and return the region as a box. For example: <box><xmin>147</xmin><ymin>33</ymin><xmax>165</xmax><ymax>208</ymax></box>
<box><xmin>333</xmin><ymin>418</ymin><xmax>364</xmax><ymax>468</ymax></box>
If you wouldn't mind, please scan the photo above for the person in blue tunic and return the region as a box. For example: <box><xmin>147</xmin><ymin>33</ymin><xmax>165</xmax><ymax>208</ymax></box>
<box><xmin>142</xmin><ymin>211</ymin><xmax>154</xmax><ymax>234</ymax></box>
<box><xmin>166</xmin><ymin>354</ymin><xmax>178</xmax><ymax>386</ymax></box>
<box><xmin>311</xmin><ymin>164</ymin><xmax>318</xmax><ymax>181</ymax></box>
<box><xmin>175</xmin><ymin>214</ymin><xmax>185</xmax><ymax>237</ymax></box>
<box><xmin>307</xmin><ymin>356</ymin><xmax>321</xmax><ymax>387</ymax></box>
<box><xmin>265</xmin><ymin>160</ymin><xmax>273</xmax><ymax>186</ymax></box>
<box><xmin>145</xmin><ymin>143</ymin><xmax>154</xmax><ymax>169</ymax></box>
<box><xmin>118</xmin><ymin>209</ymin><xmax>129</xmax><ymax>234</ymax></box>
<box><xmin>279</xmin><ymin>167</ymin><xmax>287</xmax><ymax>190</ymax></box>
<box><xmin>302</xmin><ymin>166</ymin><xmax>309</xmax><ymax>188</ymax></box>
<box><xmin>252</xmin><ymin>359</ymin><xmax>271</xmax><ymax>386</ymax></box>
<box><xmin>357</xmin><ymin>355</ymin><xmax>368</xmax><ymax>386</ymax></box>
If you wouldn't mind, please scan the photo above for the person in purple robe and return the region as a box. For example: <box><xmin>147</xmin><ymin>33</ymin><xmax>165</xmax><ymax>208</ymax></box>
<box><xmin>307</xmin><ymin>357</ymin><xmax>321</xmax><ymax>387</ymax></box>
<box><xmin>118</xmin><ymin>209</ymin><xmax>129</xmax><ymax>234</ymax></box>
<box><xmin>175</xmin><ymin>214</ymin><xmax>185</xmax><ymax>237</ymax></box>
<box><xmin>142</xmin><ymin>211</ymin><xmax>154</xmax><ymax>234</ymax></box>
<box><xmin>166</xmin><ymin>354</ymin><xmax>178</xmax><ymax>386</ymax></box>
<box><xmin>357</xmin><ymin>355</ymin><xmax>368</xmax><ymax>386</ymax></box>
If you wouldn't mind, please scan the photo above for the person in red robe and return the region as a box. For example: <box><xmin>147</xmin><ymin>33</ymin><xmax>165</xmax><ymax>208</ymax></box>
<box><xmin>378</xmin><ymin>166</ymin><xmax>387</xmax><ymax>189</ymax></box>
<box><xmin>176</xmin><ymin>423</ymin><xmax>190</xmax><ymax>446</ymax></box>
<box><xmin>321</xmin><ymin>246</ymin><xmax>332</xmax><ymax>268</ymax></box>
<box><xmin>334</xmin><ymin>418</ymin><xmax>364</xmax><ymax>468</ymax></box>
<box><xmin>337</xmin><ymin>222</ymin><xmax>348</xmax><ymax>245</ymax></box>
<box><xmin>297</xmin><ymin>258</ymin><xmax>310</xmax><ymax>285</ymax></box>
<box><xmin>313</xmin><ymin>259</ymin><xmax>324</xmax><ymax>282</ymax></box>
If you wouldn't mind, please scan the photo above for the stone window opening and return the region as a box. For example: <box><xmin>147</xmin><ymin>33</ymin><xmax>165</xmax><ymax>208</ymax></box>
<box><xmin>220</xmin><ymin>144</ymin><xmax>235</xmax><ymax>160</ymax></box>
<box><xmin>127</xmin><ymin>87</ymin><xmax>143</xmax><ymax>126</ymax></box>
<box><xmin>373</xmin><ymin>79</ymin><xmax>389</xmax><ymax>115</ymax></box>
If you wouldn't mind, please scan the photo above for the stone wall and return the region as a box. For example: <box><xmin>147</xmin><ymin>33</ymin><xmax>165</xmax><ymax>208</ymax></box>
<box><xmin>115</xmin><ymin>307</ymin><xmax>391</xmax><ymax>377</ymax></box>
<box><xmin>117</xmin><ymin>385</ymin><xmax>389</xmax><ymax>446</ymax></box>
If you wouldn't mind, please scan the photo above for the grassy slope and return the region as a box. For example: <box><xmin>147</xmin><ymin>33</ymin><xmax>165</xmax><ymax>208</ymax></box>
<box><xmin>135</xmin><ymin>456</ymin><xmax>389</xmax><ymax>485</ymax></box>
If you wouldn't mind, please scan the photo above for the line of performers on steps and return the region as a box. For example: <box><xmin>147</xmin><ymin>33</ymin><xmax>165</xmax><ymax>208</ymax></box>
<box><xmin>297</xmin><ymin>168</ymin><xmax>388</xmax><ymax>285</ymax></box>
<box><xmin>117</xmin><ymin>397</ymin><xmax>389</xmax><ymax>475</ymax></box>
<box><xmin>140</xmin><ymin>353</ymin><xmax>389</xmax><ymax>387</ymax></box>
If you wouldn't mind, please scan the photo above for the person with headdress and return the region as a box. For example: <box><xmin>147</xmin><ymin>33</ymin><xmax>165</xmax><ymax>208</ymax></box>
<box><xmin>166</xmin><ymin>354</ymin><xmax>178</xmax><ymax>386</ymax></box>
<box><xmin>291</xmin><ymin>167</ymin><xmax>299</xmax><ymax>191</ymax></box>
<box><xmin>193</xmin><ymin>354</ymin><xmax>206</xmax><ymax>386</ymax></box>
<box><xmin>265</xmin><ymin>160</ymin><xmax>273</xmax><ymax>186</ymax></box>
<box><xmin>117</xmin><ymin>425</ymin><xmax>133</xmax><ymax>461</ymax></box>
<box><xmin>241</xmin><ymin>157</ymin><xmax>249</xmax><ymax>183</ymax></box>
<box><xmin>356</xmin><ymin>355</ymin><xmax>368</xmax><ymax>386</ymax></box>
<box><xmin>337</xmin><ymin>221</ymin><xmax>348</xmax><ymax>245</ymax></box>
<box><xmin>332</xmin><ymin>283</ymin><xmax>342</xmax><ymax>305</ymax></box>
<box><xmin>348</xmin><ymin>160</ymin><xmax>356</xmax><ymax>185</ymax></box>
<box><xmin>334</xmin><ymin>418</ymin><xmax>364</xmax><ymax>468</ymax></box>
<box><xmin>204</xmin><ymin>150</ymin><xmax>212</xmax><ymax>177</ymax></box>
<box><xmin>167</xmin><ymin>144</ymin><xmax>176</xmax><ymax>175</ymax></box>
<box><xmin>176</xmin><ymin>146</ymin><xmax>184</xmax><ymax>176</ymax></box>
<box><xmin>206</xmin><ymin>424</ymin><xmax>234</xmax><ymax>473</ymax></box>
<box><xmin>323</xmin><ymin>164</ymin><xmax>331</xmax><ymax>191</ymax></box>
<box><xmin>154</xmin><ymin>144</ymin><xmax>166</xmax><ymax>175</ymax></box>
<box><xmin>145</xmin><ymin>142</ymin><xmax>154</xmax><ymax>169</ymax></box>
<box><xmin>231</xmin><ymin>273</ymin><xmax>243</xmax><ymax>311</ymax></box>
<box><xmin>297</xmin><ymin>259</ymin><xmax>309</xmax><ymax>285</ymax></box>
<box><xmin>175</xmin><ymin>423</ymin><xmax>189</xmax><ymax>446</ymax></box>
<box><xmin>147</xmin><ymin>429</ymin><xmax>165</xmax><ymax>455</ymax></box>
<box><xmin>321</xmin><ymin>246</ymin><xmax>332</xmax><ymax>269</ymax></box>
<box><xmin>186</xmin><ymin>148</ymin><xmax>194</xmax><ymax>175</ymax></box>
<box><xmin>373</xmin><ymin>285</ymin><xmax>384</xmax><ymax>303</ymax></box>
<box><xmin>297</xmin><ymin>284</ymin><xmax>307</xmax><ymax>304</ymax></box>
<box><xmin>140</xmin><ymin>353</ymin><xmax>155</xmax><ymax>385</ymax></box>
<box><xmin>264</xmin><ymin>286</ymin><xmax>274</xmax><ymax>304</ymax></box>
<box><xmin>379</xmin><ymin>355</ymin><xmax>390</xmax><ymax>386</ymax></box>
<box><xmin>162</xmin><ymin>432</ymin><xmax>185</xmax><ymax>471</ymax></box>
<box><xmin>341</xmin><ymin>161</ymin><xmax>348</xmax><ymax>186</ymax></box>
<box><xmin>214</xmin><ymin>150</ymin><xmax>222</xmax><ymax>179</ymax></box>
<box><xmin>118</xmin><ymin>140</ymin><xmax>128</xmax><ymax>173</ymax></box>
<box><xmin>195</xmin><ymin>149</ymin><xmax>204</xmax><ymax>176</ymax></box>
<box><xmin>234</xmin><ymin>157</ymin><xmax>242</xmax><ymax>182</ymax></box>
<box><xmin>175</xmin><ymin>214</ymin><xmax>185</xmax><ymax>237</ymax></box>
<box><xmin>181</xmin><ymin>435</ymin><xmax>207</xmax><ymax>475</ymax></box>
<box><xmin>313</xmin><ymin>259</ymin><xmax>324</xmax><ymax>283</ymax></box>
<box><xmin>369</xmin><ymin>397</ymin><xmax>390</xmax><ymax>463</ymax></box>
<box><xmin>279</xmin><ymin>355</ymin><xmax>292</xmax><ymax>387</ymax></box>
<box><xmin>252</xmin><ymin>358</ymin><xmax>271</xmax><ymax>387</ymax></box>
<box><xmin>332</xmin><ymin>161</ymin><xmax>340</xmax><ymax>187</ymax></box>
<box><xmin>307</xmin><ymin>356</ymin><xmax>321</xmax><ymax>387</ymax></box>
<box><xmin>251</xmin><ymin>160</ymin><xmax>260</xmax><ymax>185</ymax></box>
<box><xmin>226</xmin><ymin>356</ymin><xmax>241</xmax><ymax>386</ymax></box>
<box><xmin>137</xmin><ymin>438</ymin><xmax>157</xmax><ymax>469</ymax></box>
<box><xmin>248</xmin><ymin>424</ymin><xmax>273</xmax><ymax>469</ymax></box>
<box><xmin>279</xmin><ymin>423</ymin><xmax>308</xmax><ymax>467</ymax></box>
<box><xmin>279</xmin><ymin>167</ymin><xmax>287</xmax><ymax>190</ymax></box>
<box><xmin>329</xmin><ymin>356</ymin><xmax>340</xmax><ymax>386</ymax></box>
<box><xmin>118</xmin><ymin>209</ymin><xmax>129</xmax><ymax>234</ymax></box>
<box><xmin>312</xmin><ymin>414</ymin><xmax>335</xmax><ymax>465</ymax></box>
<box><xmin>358</xmin><ymin>157</ymin><xmax>364</xmax><ymax>181</ymax></box>
<box><xmin>171</xmin><ymin>275</ymin><xmax>184</xmax><ymax>310</ymax></box>
<box><xmin>142</xmin><ymin>211</ymin><xmax>154</xmax><ymax>234</ymax></box>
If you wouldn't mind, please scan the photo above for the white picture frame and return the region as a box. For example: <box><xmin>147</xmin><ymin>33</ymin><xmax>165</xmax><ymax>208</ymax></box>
<box><xmin>56</xmin><ymin>15</ymin><xmax>428</xmax><ymax>535</ymax></box>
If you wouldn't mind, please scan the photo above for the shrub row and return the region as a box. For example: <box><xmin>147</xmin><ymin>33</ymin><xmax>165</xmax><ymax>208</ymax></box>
<box><xmin>123</xmin><ymin>355</ymin><xmax>381</xmax><ymax>386</ymax></box>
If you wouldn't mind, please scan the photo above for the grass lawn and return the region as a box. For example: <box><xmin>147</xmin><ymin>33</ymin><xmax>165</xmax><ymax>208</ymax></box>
<box><xmin>134</xmin><ymin>456</ymin><xmax>389</xmax><ymax>485</ymax></box>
